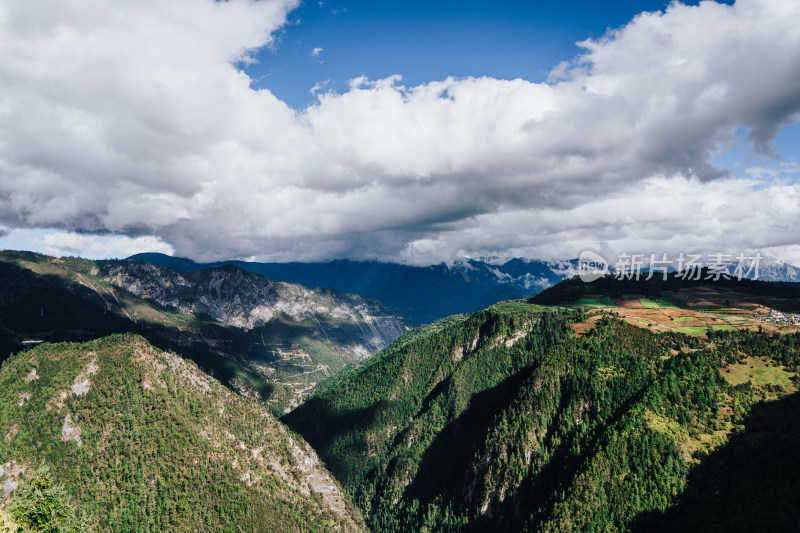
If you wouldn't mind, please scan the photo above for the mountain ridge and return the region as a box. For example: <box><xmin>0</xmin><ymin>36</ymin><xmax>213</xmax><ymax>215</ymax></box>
<box><xmin>0</xmin><ymin>333</ymin><xmax>366</xmax><ymax>532</ymax></box>
<box><xmin>98</xmin><ymin>259</ymin><xmax>406</xmax><ymax>353</ymax></box>
<box><xmin>2</xmin><ymin>252</ymin><xmax>799</xmax><ymax>531</ymax></box>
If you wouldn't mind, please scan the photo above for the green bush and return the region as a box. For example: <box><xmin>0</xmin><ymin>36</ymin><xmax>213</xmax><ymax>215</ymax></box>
<box><xmin>5</xmin><ymin>468</ymin><xmax>84</xmax><ymax>533</ymax></box>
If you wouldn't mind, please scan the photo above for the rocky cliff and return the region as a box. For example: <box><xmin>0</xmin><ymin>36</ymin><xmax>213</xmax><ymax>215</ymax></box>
<box><xmin>99</xmin><ymin>261</ymin><xmax>407</xmax><ymax>356</ymax></box>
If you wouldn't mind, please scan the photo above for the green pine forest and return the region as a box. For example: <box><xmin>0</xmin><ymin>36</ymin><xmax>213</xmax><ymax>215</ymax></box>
<box><xmin>285</xmin><ymin>302</ymin><xmax>800</xmax><ymax>532</ymax></box>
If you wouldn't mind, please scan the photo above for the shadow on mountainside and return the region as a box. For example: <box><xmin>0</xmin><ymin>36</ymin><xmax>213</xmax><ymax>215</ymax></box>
<box><xmin>630</xmin><ymin>391</ymin><xmax>800</xmax><ymax>533</ymax></box>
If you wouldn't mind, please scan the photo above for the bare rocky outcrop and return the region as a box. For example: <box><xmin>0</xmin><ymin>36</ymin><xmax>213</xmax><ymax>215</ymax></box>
<box><xmin>99</xmin><ymin>261</ymin><xmax>408</xmax><ymax>356</ymax></box>
<box><xmin>17</xmin><ymin>392</ymin><xmax>30</xmax><ymax>407</ymax></box>
<box><xmin>71</xmin><ymin>355</ymin><xmax>98</xmax><ymax>396</ymax></box>
<box><xmin>4</xmin><ymin>424</ymin><xmax>19</xmax><ymax>443</ymax></box>
<box><xmin>61</xmin><ymin>413</ymin><xmax>82</xmax><ymax>447</ymax></box>
<box><xmin>288</xmin><ymin>436</ymin><xmax>350</xmax><ymax>515</ymax></box>
<box><xmin>24</xmin><ymin>368</ymin><xmax>38</xmax><ymax>383</ymax></box>
<box><xmin>0</xmin><ymin>461</ymin><xmax>26</xmax><ymax>498</ymax></box>
<box><xmin>46</xmin><ymin>354</ymin><xmax>100</xmax><ymax>411</ymax></box>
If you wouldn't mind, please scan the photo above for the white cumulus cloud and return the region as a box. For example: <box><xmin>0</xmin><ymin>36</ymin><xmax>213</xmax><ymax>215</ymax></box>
<box><xmin>0</xmin><ymin>0</ymin><xmax>799</xmax><ymax>264</ymax></box>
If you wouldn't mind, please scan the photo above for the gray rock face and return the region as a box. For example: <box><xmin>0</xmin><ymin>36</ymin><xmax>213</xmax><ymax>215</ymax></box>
<box><xmin>100</xmin><ymin>261</ymin><xmax>408</xmax><ymax>356</ymax></box>
<box><xmin>758</xmin><ymin>260</ymin><xmax>800</xmax><ymax>282</ymax></box>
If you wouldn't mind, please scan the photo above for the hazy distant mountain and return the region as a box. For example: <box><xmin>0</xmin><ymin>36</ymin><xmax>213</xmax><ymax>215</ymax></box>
<box><xmin>130</xmin><ymin>253</ymin><xmax>576</xmax><ymax>324</ymax></box>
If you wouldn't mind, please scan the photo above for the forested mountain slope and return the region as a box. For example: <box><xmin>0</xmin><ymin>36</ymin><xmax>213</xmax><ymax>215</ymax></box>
<box><xmin>630</xmin><ymin>390</ymin><xmax>800</xmax><ymax>532</ymax></box>
<box><xmin>285</xmin><ymin>296</ymin><xmax>800</xmax><ymax>532</ymax></box>
<box><xmin>0</xmin><ymin>334</ymin><xmax>366</xmax><ymax>532</ymax></box>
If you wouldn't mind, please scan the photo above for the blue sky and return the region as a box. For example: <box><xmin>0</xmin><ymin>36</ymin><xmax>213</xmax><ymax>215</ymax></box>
<box><xmin>1</xmin><ymin>0</ymin><xmax>799</xmax><ymax>264</ymax></box>
<box><xmin>713</xmin><ymin>122</ymin><xmax>800</xmax><ymax>177</ymax></box>
<box><xmin>250</xmin><ymin>1</ymin><xmax>735</xmax><ymax>109</ymax></box>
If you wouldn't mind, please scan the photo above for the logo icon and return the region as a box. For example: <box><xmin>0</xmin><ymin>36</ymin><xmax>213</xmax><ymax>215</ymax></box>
<box><xmin>578</xmin><ymin>250</ymin><xmax>609</xmax><ymax>283</ymax></box>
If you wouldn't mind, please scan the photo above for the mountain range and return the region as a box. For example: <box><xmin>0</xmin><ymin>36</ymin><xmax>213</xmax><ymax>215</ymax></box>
<box><xmin>0</xmin><ymin>251</ymin><xmax>407</xmax><ymax>414</ymax></box>
<box><xmin>129</xmin><ymin>252</ymin><xmax>800</xmax><ymax>325</ymax></box>
<box><xmin>129</xmin><ymin>253</ymin><xmax>577</xmax><ymax>325</ymax></box>
<box><xmin>2</xmin><ymin>252</ymin><xmax>799</xmax><ymax>532</ymax></box>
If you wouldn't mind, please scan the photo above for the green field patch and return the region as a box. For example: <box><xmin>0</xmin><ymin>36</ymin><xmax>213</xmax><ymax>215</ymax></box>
<box><xmin>716</xmin><ymin>313</ymin><xmax>749</xmax><ymax>321</ymax></box>
<box><xmin>638</xmin><ymin>298</ymin><xmax>680</xmax><ymax>309</ymax></box>
<box><xmin>673</xmin><ymin>317</ymin><xmax>693</xmax><ymax>322</ymax></box>
<box><xmin>675</xmin><ymin>326</ymin><xmax>711</xmax><ymax>335</ymax></box>
<box><xmin>638</xmin><ymin>299</ymin><xmax>662</xmax><ymax>309</ymax></box>
<box><xmin>722</xmin><ymin>357</ymin><xmax>796</xmax><ymax>389</ymax></box>
<box><xmin>676</xmin><ymin>324</ymin><xmax>736</xmax><ymax>334</ymax></box>
<box><xmin>575</xmin><ymin>297</ymin><xmax>617</xmax><ymax>307</ymax></box>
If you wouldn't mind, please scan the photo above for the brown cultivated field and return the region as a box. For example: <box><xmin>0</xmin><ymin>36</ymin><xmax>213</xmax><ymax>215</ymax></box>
<box><xmin>569</xmin><ymin>285</ymin><xmax>800</xmax><ymax>337</ymax></box>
